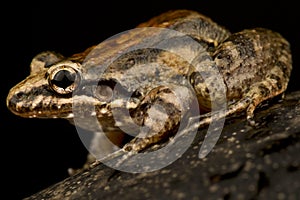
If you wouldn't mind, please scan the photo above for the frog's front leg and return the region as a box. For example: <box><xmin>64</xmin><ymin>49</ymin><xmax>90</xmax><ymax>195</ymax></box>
<box><xmin>122</xmin><ymin>85</ymin><xmax>195</xmax><ymax>153</ymax></box>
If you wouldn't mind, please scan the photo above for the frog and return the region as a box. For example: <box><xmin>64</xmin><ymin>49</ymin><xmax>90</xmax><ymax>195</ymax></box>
<box><xmin>6</xmin><ymin>10</ymin><xmax>292</xmax><ymax>172</ymax></box>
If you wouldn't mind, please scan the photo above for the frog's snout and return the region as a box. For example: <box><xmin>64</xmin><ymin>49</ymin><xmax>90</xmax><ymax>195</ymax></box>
<box><xmin>6</xmin><ymin>79</ymin><xmax>73</xmax><ymax>118</ymax></box>
<box><xmin>6</xmin><ymin>84</ymin><xmax>30</xmax><ymax>117</ymax></box>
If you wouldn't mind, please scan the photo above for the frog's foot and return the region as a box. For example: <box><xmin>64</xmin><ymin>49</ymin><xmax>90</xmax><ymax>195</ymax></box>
<box><xmin>67</xmin><ymin>153</ymin><xmax>97</xmax><ymax>176</ymax></box>
<box><xmin>237</xmin><ymin>75</ymin><xmax>286</xmax><ymax>126</ymax></box>
<box><xmin>183</xmin><ymin>78</ymin><xmax>285</xmax><ymax>131</ymax></box>
<box><xmin>68</xmin><ymin>166</ymin><xmax>88</xmax><ymax>176</ymax></box>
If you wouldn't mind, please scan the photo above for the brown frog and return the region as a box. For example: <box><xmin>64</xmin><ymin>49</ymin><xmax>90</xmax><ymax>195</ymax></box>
<box><xmin>6</xmin><ymin>10</ymin><xmax>292</xmax><ymax>171</ymax></box>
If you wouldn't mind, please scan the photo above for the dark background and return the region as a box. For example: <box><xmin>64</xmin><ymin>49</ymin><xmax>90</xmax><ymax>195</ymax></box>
<box><xmin>3</xmin><ymin>1</ymin><xmax>299</xmax><ymax>199</ymax></box>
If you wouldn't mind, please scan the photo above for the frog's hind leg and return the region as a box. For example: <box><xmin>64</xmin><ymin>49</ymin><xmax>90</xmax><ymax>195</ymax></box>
<box><xmin>196</xmin><ymin>68</ymin><xmax>288</xmax><ymax>128</ymax></box>
<box><xmin>228</xmin><ymin>69</ymin><xmax>287</xmax><ymax>126</ymax></box>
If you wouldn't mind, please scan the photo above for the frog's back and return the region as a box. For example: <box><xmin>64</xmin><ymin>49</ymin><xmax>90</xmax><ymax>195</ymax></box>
<box><xmin>137</xmin><ymin>9</ymin><xmax>230</xmax><ymax>49</ymax></box>
<box><xmin>81</xmin><ymin>10</ymin><xmax>231</xmax><ymax>93</ymax></box>
<box><xmin>83</xmin><ymin>9</ymin><xmax>230</xmax><ymax>69</ymax></box>
<box><xmin>214</xmin><ymin>28</ymin><xmax>292</xmax><ymax>100</ymax></box>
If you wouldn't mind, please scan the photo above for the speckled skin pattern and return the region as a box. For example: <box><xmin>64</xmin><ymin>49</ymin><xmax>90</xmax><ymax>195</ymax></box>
<box><xmin>7</xmin><ymin>10</ymin><xmax>292</xmax><ymax>154</ymax></box>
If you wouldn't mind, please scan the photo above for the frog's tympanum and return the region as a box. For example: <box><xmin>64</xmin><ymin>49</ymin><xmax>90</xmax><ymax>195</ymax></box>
<box><xmin>7</xmin><ymin>10</ymin><xmax>292</xmax><ymax>170</ymax></box>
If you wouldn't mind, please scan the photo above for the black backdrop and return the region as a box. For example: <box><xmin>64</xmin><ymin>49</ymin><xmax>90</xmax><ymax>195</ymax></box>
<box><xmin>3</xmin><ymin>1</ymin><xmax>299</xmax><ymax>199</ymax></box>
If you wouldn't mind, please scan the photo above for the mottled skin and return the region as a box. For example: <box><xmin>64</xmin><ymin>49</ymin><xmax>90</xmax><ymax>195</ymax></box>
<box><xmin>7</xmin><ymin>10</ymin><xmax>292</xmax><ymax>165</ymax></box>
<box><xmin>214</xmin><ymin>28</ymin><xmax>292</xmax><ymax>121</ymax></box>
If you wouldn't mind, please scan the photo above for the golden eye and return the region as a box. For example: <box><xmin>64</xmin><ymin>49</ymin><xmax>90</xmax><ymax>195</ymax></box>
<box><xmin>48</xmin><ymin>62</ymin><xmax>81</xmax><ymax>95</ymax></box>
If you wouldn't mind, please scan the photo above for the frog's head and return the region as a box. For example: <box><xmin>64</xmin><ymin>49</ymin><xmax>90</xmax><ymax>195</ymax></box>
<box><xmin>6</xmin><ymin>51</ymin><xmax>140</xmax><ymax>120</ymax></box>
<box><xmin>6</xmin><ymin>51</ymin><xmax>83</xmax><ymax>118</ymax></box>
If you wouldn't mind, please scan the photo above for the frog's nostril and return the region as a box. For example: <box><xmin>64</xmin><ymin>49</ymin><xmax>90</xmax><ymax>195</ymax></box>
<box><xmin>7</xmin><ymin>91</ymin><xmax>26</xmax><ymax>108</ymax></box>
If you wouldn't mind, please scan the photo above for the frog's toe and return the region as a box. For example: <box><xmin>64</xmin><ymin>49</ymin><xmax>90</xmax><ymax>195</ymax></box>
<box><xmin>246</xmin><ymin>114</ymin><xmax>256</xmax><ymax>126</ymax></box>
<box><xmin>246</xmin><ymin>104</ymin><xmax>257</xmax><ymax>126</ymax></box>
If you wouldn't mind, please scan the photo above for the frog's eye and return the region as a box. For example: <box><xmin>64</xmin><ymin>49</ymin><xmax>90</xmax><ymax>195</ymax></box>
<box><xmin>94</xmin><ymin>80</ymin><xmax>115</xmax><ymax>102</ymax></box>
<box><xmin>48</xmin><ymin>62</ymin><xmax>81</xmax><ymax>95</ymax></box>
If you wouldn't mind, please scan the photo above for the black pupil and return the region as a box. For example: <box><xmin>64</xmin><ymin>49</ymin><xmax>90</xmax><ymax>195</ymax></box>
<box><xmin>52</xmin><ymin>70</ymin><xmax>75</xmax><ymax>89</ymax></box>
